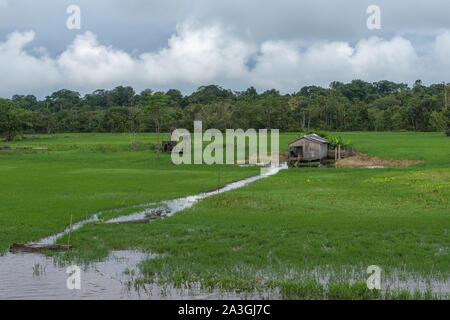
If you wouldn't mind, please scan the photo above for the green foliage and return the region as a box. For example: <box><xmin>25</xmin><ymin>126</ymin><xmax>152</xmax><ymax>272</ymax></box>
<box><xmin>326</xmin><ymin>135</ymin><xmax>351</xmax><ymax>149</ymax></box>
<box><xmin>0</xmin><ymin>98</ymin><xmax>28</xmax><ymax>141</ymax></box>
<box><xmin>1</xmin><ymin>81</ymin><xmax>449</xmax><ymax>135</ymax></box>
<box><xmin>438</xmin><ymin>107</ymin><xmax>450</xmax><ymax>136</ymax></box>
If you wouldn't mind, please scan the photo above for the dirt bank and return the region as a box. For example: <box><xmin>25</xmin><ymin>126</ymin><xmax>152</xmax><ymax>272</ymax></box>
<box><xmin>335</xmin><ymin>152</ymin><xmax>423</xmax><ymax>168</ymax></box>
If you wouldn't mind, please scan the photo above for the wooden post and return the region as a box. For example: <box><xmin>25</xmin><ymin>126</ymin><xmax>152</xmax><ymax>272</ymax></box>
<box><xmin>338</xmin><ymin>144</ymin><xmax>341</xmax><ymax>160</ymax></box>
<box><xmin>334</xmin><ymin>147</ymin><xmax>338</xmax><ymax>168</ymax></box>
<box><xmin>67</xmin><ymin>213</ymin><xmax>73</xmax><ymax>253</ymax></box>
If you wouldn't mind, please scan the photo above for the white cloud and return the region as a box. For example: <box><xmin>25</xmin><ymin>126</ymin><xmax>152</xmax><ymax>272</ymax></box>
<box><xmin>430</xmin><ymin>31</ymin><xmax>450</xmax><ymax>77</ymax></box>
<box><xmin>0</xmin><ymin>23</ymin><xmax>449</xmax><ymax>97</ymax></box>
<box><xmin>349</xmin><ymin>37</ymin><xmax>419</xmax><ymax>81</ymax></box>
<box><xmin>57</xmin><ymin>32</ymin><xmax>138</xmax><ymax>88</ymax></box>
<box><xmin>0</xmin><ymin>31</ymin><xmax>60</xmax><ymax>94</ymax></box>
<box><xmin>139</xmin><ymin>23</ymin><xmax>254</xmax><ymax>84</ymax></box>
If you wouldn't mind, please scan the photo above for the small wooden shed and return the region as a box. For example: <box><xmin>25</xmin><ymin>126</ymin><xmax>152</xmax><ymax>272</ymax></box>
<box><xmin>288</xmin><ymin>134</ymin><xmax>329</xmax><ymax>161</ymax></box>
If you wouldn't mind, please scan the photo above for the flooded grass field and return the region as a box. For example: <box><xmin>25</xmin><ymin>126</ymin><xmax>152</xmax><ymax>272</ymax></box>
<box><xmin>0</xmin><ymin>166</ymin><xmax>286</xmax><ymax>300</ymax></box>
<box><xmin>0</xmin><ymin>132</ymin><xmax>449</xmax><ymax>299</ymax></box>
<box><xmin>3</xmin><ymin>249</ymin><xmax>447</xmax><ymax>300</ymax></box>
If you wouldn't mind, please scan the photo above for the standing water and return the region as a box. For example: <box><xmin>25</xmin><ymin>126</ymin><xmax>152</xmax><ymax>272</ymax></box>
<box><xmin>0</xmin><ymin>164</ymin><xmax>287</xmax><ymax>299</ymax></box>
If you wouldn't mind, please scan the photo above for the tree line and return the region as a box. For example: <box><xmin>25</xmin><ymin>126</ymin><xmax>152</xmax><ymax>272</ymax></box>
<box><xmin>1</xmin><ymin>80</ymin><xmax>449</xmax><ymax>141</ymax></box>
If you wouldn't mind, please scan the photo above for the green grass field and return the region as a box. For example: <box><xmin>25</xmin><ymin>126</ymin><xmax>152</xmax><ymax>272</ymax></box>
<box><xmin>0</xmin><ymin>133</ymin><xmax>259</xmax><ymax>251</ymax></box>
<box><xmin>1</xmin><ymin>132</ymin><xmax>449</xmax><ymax>299</ymax></box>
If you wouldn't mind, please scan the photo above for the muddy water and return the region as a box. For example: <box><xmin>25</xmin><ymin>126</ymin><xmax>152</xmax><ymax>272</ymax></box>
<box><xmin>0</xmin><ymin>164</ymin><xmax>287</xmax><ymax>300</ymax></box>
<box><xmin>0</xmin><ymin>250</ymin><xmax>148</xmax><ymax>300</ymax></box>
<box><xmin>1</xmin><ymin>249</ymin><xmax>447</xmax><ymax>299</ymax></box>
<box><xmin>0</xmin><ymin>250</ymin><xmax>270</xmax><ymax>300</ymax></box>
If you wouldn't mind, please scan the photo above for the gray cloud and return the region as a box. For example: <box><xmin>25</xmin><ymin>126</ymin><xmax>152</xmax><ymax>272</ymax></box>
<box><xmin>0</xmin><ymin>0</ymin><xmax>449</xmax><ymax>97</ymax></box>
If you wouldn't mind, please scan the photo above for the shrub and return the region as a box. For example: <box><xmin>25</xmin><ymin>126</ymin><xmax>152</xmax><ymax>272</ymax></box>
<box><xmin>327</xmin><ymin>135</ymin><xmax>351</xmax><ymax>149</ymax></box>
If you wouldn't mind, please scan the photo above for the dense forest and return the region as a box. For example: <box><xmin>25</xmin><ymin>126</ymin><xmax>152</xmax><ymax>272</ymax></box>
<box><xmin>0</xmin><ymin>80</ymin><xmax>449</xmax><ymax>141</ymax></box>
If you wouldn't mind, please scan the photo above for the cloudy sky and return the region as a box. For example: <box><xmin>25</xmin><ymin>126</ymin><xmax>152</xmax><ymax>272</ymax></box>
<box><xmin>1</xmin><ymin>0</ymin><xmax>450</xmax><ymax>98</ymax></box>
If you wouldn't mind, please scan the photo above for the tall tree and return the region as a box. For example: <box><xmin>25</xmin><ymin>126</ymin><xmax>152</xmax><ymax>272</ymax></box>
<box><xmin>143</xmin><ymin>92</ymin><xmax>169</xmax><ymax>159</ymax></box>
<box><xmin>0</xmin><ymin>99</ymin><xmax>25</xmax><ymax>141</ymax></box>
<box><xmin>108</xmin><ymin>86</ymin><xmax>136</xmax><ymax>106</ymax></box>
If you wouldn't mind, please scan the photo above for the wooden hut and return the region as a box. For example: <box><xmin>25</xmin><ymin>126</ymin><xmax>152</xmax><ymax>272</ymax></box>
<box><xmin>288</xmin><ymin>134</ymin><xmax>329</xmax><ymax>163</ymax></box>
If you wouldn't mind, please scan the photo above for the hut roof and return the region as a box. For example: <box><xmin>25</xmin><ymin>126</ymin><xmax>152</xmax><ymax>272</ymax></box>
<box><xmin>288</xmin><ymin>134</ymin><xmax>329</xmax><ymax>145</ymax></box>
